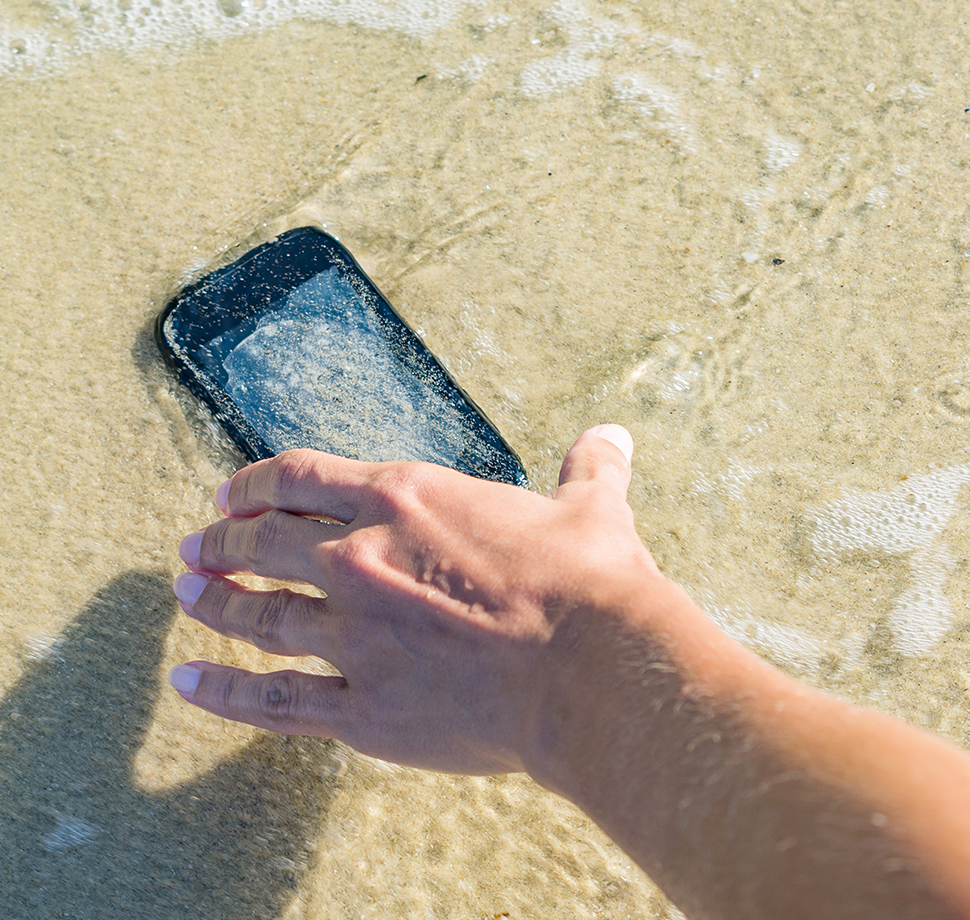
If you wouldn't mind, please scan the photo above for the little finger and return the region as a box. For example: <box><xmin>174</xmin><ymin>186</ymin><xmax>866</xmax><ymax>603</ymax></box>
<box><xmin>168</xmin><ymin>661</ymin><xmax>352</xmax><ymax>738</ymax></box>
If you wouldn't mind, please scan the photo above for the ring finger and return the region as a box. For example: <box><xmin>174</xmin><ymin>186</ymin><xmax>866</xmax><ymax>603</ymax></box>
<box><xmin>175</xmin><ymin>571</ymin><xmax>342</xmax><ymax>660</ymax></box>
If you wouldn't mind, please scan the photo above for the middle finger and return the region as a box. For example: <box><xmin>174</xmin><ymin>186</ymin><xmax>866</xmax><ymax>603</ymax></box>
<box><xmin>180</xmin><ymin>510</ymin><xmax>344</xmax><ymax>584</ymax></box>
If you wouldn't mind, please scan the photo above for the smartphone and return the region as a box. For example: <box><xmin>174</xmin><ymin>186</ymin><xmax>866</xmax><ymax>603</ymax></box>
<box><xmin>155</xmin><ymin>226</ymin><xmax>528</xmax><ymax>487</ymax></box>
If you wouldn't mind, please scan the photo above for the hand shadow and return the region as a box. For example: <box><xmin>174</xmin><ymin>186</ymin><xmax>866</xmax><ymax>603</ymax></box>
<box><xmin>0</xmin><ymin>570</ymin><xmax>342</xmax><ymax>920</ymax></box>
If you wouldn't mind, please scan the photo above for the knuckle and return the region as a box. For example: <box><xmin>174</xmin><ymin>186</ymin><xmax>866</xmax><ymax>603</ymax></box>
<box><xmin>257</xmin><ymin>672</ymin><xmax>300</xmax><ymax>726</ymax></box>
<box><xmin>217</xmin><ymin>667</ymin><xmax>243</xmax><ymax>715</ymax></box>
<box><xmin>329</xmin><ymin>532</ymin><xmax>382</xmax><ymax>585</ymax></box>
<box><xmin>368</xmin><ymin>463</ymin><xmax>432</xmax><ymax>517</ymax></box>
<box><xmin>205</xmin><ymin>519</ymin><xmax>232</xmax><ymax>563</ymax></box>
<box><xmin>269</xmin><ymin>450</ymin><xmax>318</xmax><ymax>505</ymax></box>
<box><xmin>248</xmin><ymin>509</ymin><xmax>288</xmax><ymax>569</ymax></box>
<box><xmin>203</xmin><ymin>579</ymin><xmax>234</xmax><ymax>631</ymax></box>
<box><xmin>249</xmin><ymin>590</ymin><xmax>289</xmax><ymax>652</ymax></box>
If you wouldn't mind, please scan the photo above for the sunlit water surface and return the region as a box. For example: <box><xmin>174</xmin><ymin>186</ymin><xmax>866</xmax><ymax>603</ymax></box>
<box><xmin>3</xmin><ymin>1</ymin><xmax>970</xmax><ymax>917</ymax></box>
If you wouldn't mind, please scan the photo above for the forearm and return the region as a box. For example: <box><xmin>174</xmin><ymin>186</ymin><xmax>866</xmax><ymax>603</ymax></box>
<box><xmin>526</xmin><ymin>573</ymin><xmax>970</xmax><ymax>920</ymax></box>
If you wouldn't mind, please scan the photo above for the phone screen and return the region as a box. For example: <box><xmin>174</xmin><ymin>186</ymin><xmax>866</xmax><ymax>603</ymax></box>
<box><xmin>206</xmin><ymin>266</ymin><xmax>467</xmax><ymax>465</ymax></box>
<box><xmin>156</xmin><ymin>227</ymin><xmax>528</xmax><ymax>486</ymax></box>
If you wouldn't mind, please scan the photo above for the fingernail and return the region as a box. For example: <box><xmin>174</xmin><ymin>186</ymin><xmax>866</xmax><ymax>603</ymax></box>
<box><xmin>168</xmin><ymin>664</ymin><xmax>201</xmax><ymax>694</ymax></box>
<box><xmin>178</xmin><ymin>530</ymin><xmax>204</xmax><ymax>565</ymax></box>
<box><xmin>592</xmin><ymin>424</ymin><xmax>633</xmax><ymax>464</ymax></box>
<box><xmin>173</xmin><ymin>572</ymin><xmax>208</xmax><ymax>606</ymax></box>
<box><xmin>215</xmin><ymin>478</ymin><xmax>232</xmax><ymax>513</ymax></box>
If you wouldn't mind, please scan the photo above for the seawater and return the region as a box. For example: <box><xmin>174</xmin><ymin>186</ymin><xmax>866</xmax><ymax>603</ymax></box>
<box><xmin>2</xmin><ymin>1</ymin><xmax>970</xmax><ymax>917</ymax></box>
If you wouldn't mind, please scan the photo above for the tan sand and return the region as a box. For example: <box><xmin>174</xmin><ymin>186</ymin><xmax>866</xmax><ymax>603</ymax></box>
<box><xmin>2</xmin><ymin>1</ymin><xmax>970</xmax><ymax>916</ymax></box>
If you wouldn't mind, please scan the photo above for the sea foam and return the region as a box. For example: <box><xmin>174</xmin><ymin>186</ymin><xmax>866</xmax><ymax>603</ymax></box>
<box><xmin>0</xmin><ymin>0</ymin><xmax>482</xmax><ymax>79</ymax></box>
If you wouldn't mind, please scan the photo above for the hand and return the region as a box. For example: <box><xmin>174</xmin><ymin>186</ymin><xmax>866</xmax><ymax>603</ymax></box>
<box><xmin>169</xmin><ymin>427</ymin><xmax>970</xmax><ymax>920</ymax></box>
<box><xmin>169</xmin><ymin>425</ymin><xmax>661</xmax><ymax>775</ymax></box>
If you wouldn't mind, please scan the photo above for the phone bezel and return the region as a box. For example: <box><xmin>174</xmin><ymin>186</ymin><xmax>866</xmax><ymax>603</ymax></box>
<box><xmin>155</xmin><ymin>226</ymin><xmax>529</xmax><ymax>486</ymax></box>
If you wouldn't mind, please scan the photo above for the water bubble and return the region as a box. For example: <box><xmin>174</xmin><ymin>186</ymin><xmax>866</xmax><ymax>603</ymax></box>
<box><xmin>217</xmin><ymin>0</ymin><xmax>246</xmax><ymax>16</ymax></box>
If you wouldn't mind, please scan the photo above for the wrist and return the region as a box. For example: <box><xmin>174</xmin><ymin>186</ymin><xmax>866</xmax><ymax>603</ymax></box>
<box><xmin>519</xmin><ymin>565</ymin><xmax>684</xmax><ymax>788</ymax></box>
<box><xmin>520</xmin><ymin>567</ymin><xmax>758</xmax><ymax>832</ymax></box>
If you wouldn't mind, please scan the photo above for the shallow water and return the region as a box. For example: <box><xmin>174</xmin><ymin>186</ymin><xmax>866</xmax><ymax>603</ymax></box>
<box><xmin>3</xmin><ymin>0</ymin><xmax>970</xmax><ymax>916</ymax></box>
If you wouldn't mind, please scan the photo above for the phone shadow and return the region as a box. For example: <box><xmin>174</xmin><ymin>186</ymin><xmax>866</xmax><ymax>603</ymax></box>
<box><xmin>134</xmin><ymin>311</ymin><xmax>251</xmax><ymax>476</ymax></box>
<box><xmin>0</xmin><ymin>570</ymin><xmax>343</xmax><ymax>920</ymax></box>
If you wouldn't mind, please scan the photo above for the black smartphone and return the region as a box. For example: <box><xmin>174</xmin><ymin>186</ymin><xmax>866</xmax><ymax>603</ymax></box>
<box><xmin>155</xmin><ymin>226</ymin><xmax>528</xmax><ymax>487</ymax></box>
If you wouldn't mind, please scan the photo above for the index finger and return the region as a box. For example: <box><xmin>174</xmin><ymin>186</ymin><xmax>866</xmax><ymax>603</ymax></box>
<box><xmin>219</xmin><ymin>449</ymin><xmax>372</xmax><ymax>521</ymax></box>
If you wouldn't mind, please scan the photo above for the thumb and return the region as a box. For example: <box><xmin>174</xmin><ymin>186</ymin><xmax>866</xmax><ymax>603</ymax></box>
<box><xmin>555</xmin><ymin>424</ymin><xmax>634</xmax><ymax>501</ymax></box>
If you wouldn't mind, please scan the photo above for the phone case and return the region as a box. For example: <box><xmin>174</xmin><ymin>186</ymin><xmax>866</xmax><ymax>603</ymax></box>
<box><xmin>155</xmin><ymin>226</ymin><xmax>529</xmax><ymax>487</ymax></box>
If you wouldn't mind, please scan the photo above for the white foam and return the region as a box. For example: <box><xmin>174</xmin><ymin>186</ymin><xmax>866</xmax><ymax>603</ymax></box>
<box><xmin>613</xmin><ymin>72</ymin><xmax>698</xmax><ymax>153</ymax></box>
<box><xmin>811</xmin><ymin>465</ymin><xmax>970</xmax><ymax>555</ymax></box>
<box><xmin>739</xmin><ymin>185</ymin><xmax>772</xmax><ymax>211</ymax></box>
<box><xmin>0</xmin><ymin>0</ymin><xmax>483</xmax><ymax>79</ymax></box>
<box><xmin>519</xmin><ymin>40</ymin><xmax>603</xmax><ymax>95</ymax></box>
<box><xmin>660</xmin><ymin>36</ymin><xmax>703</xmax><ymax>59</ymax></box>
<box><xmin>865</xmin><ymin>184</ymin><xmax>891</xmax><ymax>207</ymax></box>
<box><xmin>455</xmin><ymin>53</ymin><xmax>488</xmax><ymax>82</ymax></box>
<box><xmin>692</xmin><ymin>457</ymin><xmax>970</xmax><ymax>663</ymax></box>
<box><xmin>700</xmin><ymin>596</ymin><xmax>824</xmax><ymax>673</ymax></box>
<box><xmin>518</xmin><ymin>0</ymin><xmax>619</xmax><ymax>97</ymax></box>
<box><xmin>887</xmin><ymin>544</ymin><xmax>958</xmax><ymax>655</ymax></box>
<box><xmin>810</xmin><ymin>462</ymin><xmax>970</xmax><ymax>655</ymax></box>
<box><xmin>890</xmin><ymin>81</ymin><xmax>932</xmax><ymax>104</ymax></box>
<box><xmin>763</xmin><ymin>133</ymin><xmax>801</xmax><ymax>173</ymax></box>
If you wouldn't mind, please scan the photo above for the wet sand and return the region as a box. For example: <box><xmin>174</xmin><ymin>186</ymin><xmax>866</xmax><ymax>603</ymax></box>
<box><xmin>3</xmin><ymin>1</ymin><xmax>970</xmax><ymax>916</ymax></box>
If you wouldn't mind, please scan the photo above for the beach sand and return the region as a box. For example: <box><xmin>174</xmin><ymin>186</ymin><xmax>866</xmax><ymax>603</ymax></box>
<box><xmin>3</xmin><ymin>1</ymin><xmax>970</xmax><ymax>916</ymax></box>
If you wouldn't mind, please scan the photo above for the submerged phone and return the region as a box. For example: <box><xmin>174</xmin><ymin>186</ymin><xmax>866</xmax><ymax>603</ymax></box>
<box><xmin>155</xmin><ymin>226</ymin><xmax>528</xmax><ymax>486</ymax></box>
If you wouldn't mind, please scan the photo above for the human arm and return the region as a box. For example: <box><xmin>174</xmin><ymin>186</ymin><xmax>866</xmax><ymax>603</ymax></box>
<box><xmin>169</xmin><ymin>426</ymin><xmax>970</xmax><ymax>920</ymax></box>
